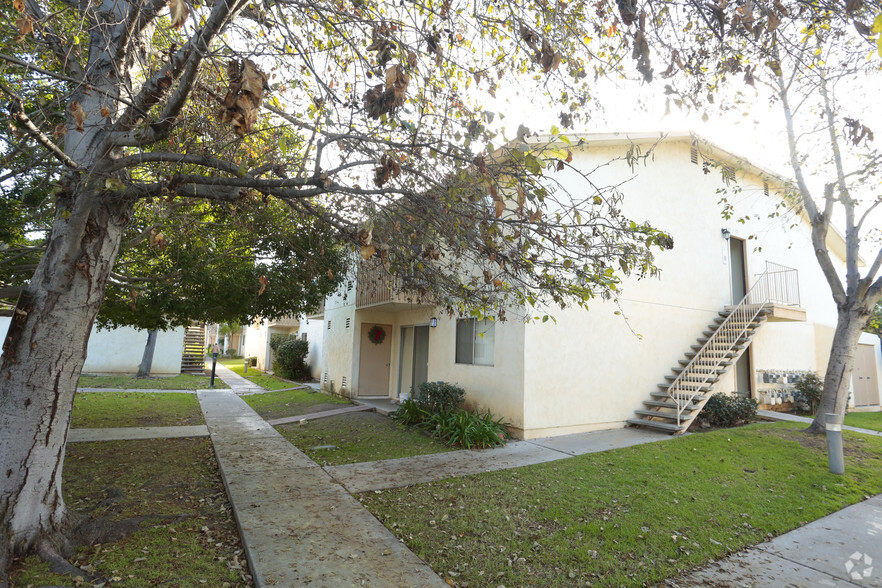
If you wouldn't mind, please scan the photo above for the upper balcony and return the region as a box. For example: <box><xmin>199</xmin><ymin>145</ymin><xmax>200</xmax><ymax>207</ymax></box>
<box><xmin>266</xmin><ymin>316</ymin><xmax>300</xmax><ymax>329</ymax></box>
<box><xmin>355</xmin><ymin>259</ymin><xmax>435</xmax><ymax>310</ymax></box>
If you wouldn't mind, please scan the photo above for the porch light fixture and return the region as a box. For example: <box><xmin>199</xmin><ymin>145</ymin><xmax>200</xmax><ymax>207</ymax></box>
<box><xmin>429</xmin><ymin>317</ymin><xmax>438</xmax><ymax>328</ymax></box>
<box><xmin>721</xmin><ymin>228</ymin><xmax>731</xmax><ymax>240</ymax></box>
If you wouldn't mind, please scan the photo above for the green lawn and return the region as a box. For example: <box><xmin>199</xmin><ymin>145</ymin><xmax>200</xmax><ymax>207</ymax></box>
<box><xmin>277</xmin><ymin>412</ymin><xmax>451</xmax><ymax>466</ymax></box>
<box><xmin>218</xmin><ymin>358</ymin><xmax>296</xmax><ymax>390</ymax></box>
<box><xmin>72</xmin><ymin>392</ymin><xmax>204</xmax><ymax>428</ymax></box>
<box><xmin>361</xmin><ymin>422</ymin><xmax>882</xmax><ymax>587</ymax></box>
<box><xmin>845</xmin><ymin>410</ymin><xmax>882</xmax><ymax>432</ymax></box>
<box><xmin>79</xmin><ymin>373</ymin><xmax>227</xmax><ymax>390</ymax></box>
<box><xmin>242</xmin><ymin>388</ymin><xmax>350</xmax><ymax>420</ymax></box>
<box><xmin>9</xmin><ymin>439</ymin><xmax>250</xmax><ymax>587</ymax></box>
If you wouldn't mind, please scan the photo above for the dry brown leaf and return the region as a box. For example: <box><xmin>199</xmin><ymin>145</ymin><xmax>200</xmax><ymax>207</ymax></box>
<box><xmin>360</xmin><ymin>244</ymin><xmax>376</xmax><ymax>260</ymax></box>
<box><xmin>258</xmin><ymin>275</ymin><xmax>268</xmax><ymax>296</ymax></box>
<box><xmin>516</xmin><ymin>184</ymin><xmax>526</xmax><ymax>210</ymax></box>
<box><xmin>16</xmin><ymin>15</ymin><xmax>33</xmax><ymax>39</ymax></box>
<box><xmin>12</xmin><ymin>0</ymin><xmax>24</xmax><ymax>11</ymax></box>
<box><xmin>169</xmin><ymin>0</ymin><xmax>189</xmax><ymax>29</ymax></box>
<box><xmin>493</xmin><ymin>278</ymin><xmax>503</xmax><ymax>288</ymax></box>
<box><xmin>483</xmin><ymin>270</ymin><xmax>493</xmax><ymax>284</ymax></box>
<box><xmin>70</xmin><ymin>101</ymin><xmax>86</xmax><ymax>132</ymax></box>
<box><xmin>494</xmin><ymin>199</ymin><xmax>505</xmax><ymax>218</ymax></box>
<box><xmin>53</xmin><ymin>123</ymin><xmax>67</xmax><ymax>138</ymax></box>
<box><xmin>100</xmin><ymin>106</ymin><xmax>111</xmax><ymax>118</ymax></box>
<box><xmin>220</xmin><ymin>60</ymin><xmax>267</xmax><ymax>137</ymax></box>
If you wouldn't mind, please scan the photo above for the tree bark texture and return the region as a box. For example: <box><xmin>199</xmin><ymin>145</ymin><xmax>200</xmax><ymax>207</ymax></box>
<box><xmin>0</xmin><ymin>185</ymin><xmax>133</xmax><ymax>575</ymax></box>
<box><xmin>807</xmin><ymin>306</ymin><xmax>870</xmax><ymax>433</ymax></box>
<box><xmin>136</xmin><ymin>329</ymin><xmax>159</xmax><ymax>378</ymax></box>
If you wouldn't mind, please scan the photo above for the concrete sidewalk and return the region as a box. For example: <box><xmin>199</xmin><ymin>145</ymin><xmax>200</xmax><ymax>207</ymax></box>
<box><xmin>69</xmin><ymin>425</ymin><xmax>208</xmax><ymax>442</ymax></box>
<box><xmin>674</xmin><ymin>494</ymin><xmax>882</xmax><ymax>587</ymax></box>
<box><xmin>199</xmin><ymin>385</ymin><xmax>445</xmax><ymax>586</ymax></box>
<box><xmin>760</xmin><ymin>410</ymin><xmax>882</xmax><ymax>437</ymax></box>
<box><xmin>211</xmin><ymin>362</ymin><xmax>265</xmax><ymax>394</ymax></box>
<box><xmin>327</xmin><ymin>427</ymin><xmax>669</xmax><ymax>493</ymax></box>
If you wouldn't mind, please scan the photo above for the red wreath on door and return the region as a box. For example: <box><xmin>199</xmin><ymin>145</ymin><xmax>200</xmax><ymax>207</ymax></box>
<box><xmin>367</xmin><ymin>325</ymin><xmax>386</xmax><ymax>345</ymax></box>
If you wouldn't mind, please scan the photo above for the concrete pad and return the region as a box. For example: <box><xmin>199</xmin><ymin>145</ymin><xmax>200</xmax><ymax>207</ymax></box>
<box><xmin>267</xmin><ymin>404</ymin><xmax>373</xmax><ymax>426</ymax></box>
<box><xmin>760</xmin><ymin>495</ymin><xmax>882</xmax><ymax>586</ymax></box>
<box><xmin>68</xmin><ymin>425</ymin><xmax>209</xmax><ymax>442</ymax></box>
<box><xmin>677</xmin><ymin>548</ymin><xmax>850</xmax><ymax>587</ymax></box>
<box><xmin>528</xmin><ymin>426</ymin><xmax>669</xmax><ymax>456</ymax></box>
<box><xmin>77</xmin><ymin>388</ymin><xmax>199</xmax><ymax>394</ymax></box>
<box><xmin>326</xmin><ymin>441</ymin><xmax>569</xmax><ymax>493</ymax></box>
<box><xmin>197</xmin><ymin>389</ymin><xmax>446</xmax><ymax>587</ymax></box>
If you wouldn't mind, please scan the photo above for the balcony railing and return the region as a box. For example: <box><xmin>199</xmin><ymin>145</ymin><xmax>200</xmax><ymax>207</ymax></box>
<box><xmin>355</xmin><ymin>259</ymin><xmax>433</xmax><ymax>309</ymax></box>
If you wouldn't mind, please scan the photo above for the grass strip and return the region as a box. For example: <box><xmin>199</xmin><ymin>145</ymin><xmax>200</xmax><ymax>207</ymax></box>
<box><xmin>9</xmin><ymin>439</ymin><xmax>251</xmax><ymax>587</ymax></box>
<box><xmin>79</xmin><ymin>373</ymin><xmax>227</xmax><ymax>390</ymax></box>
<box><xmin>217</xmin><ymin>358</ymin><xmax>297</xmax><ymax>390</ymax></box>
<box><xmin>361</xmin><ymin>422</ymin><xmax>882</xmax><ymax>587</ymax></box>
<box><xmin>277</xmin><ymin>412</ymin><xmax>450</xmax><ymax>466</ymax></box>
<box><xmin>844</xmin><ymin>410</ymin><xmax>882</xmax><ymax>432</ymax></box>
<box><xmin>72</xmin><ymin>392</ymin><xmax>204</xmax><ymax>428</ymax></box>
<box><xmin>241</xmin><ymin>388</ymin><xmax>349</xmax><ymax>420</ymax></box>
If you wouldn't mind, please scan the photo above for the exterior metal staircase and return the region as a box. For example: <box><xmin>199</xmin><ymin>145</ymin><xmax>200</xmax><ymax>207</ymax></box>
<box><xmin>627</xmin><ymin>262</ymin><xmax>800</xmax><ymax>434</ymax></box>
<box><xmin>180</xmin><ymin>324</ymin><xmax>207</xmax><ymax>374</ymax></box>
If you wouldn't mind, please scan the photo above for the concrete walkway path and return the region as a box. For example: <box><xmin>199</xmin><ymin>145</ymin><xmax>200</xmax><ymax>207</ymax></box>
<box><xmin>211</xmin><ymin>362</ymin><xmax>266</xmax><ymax>394</ymax></box>
<box><xmin>69</xmin><ymin>425</ymin><xmax>209</xmax><ymax>442</ymax></box>
<box><xmin>198</xmin><ymin>388</ymin><xmax>446</xmax><ymax>586</ymax></box>
<box><xmin>327</xmin><ymin>427</ymin><xmax>668</xmax><ymax>493</ymax></box>
<box><xmin>267</xmin><ymin>404</ymin><xmax>373</xmax><ymax>426</ymax></box>
<box><xmin>760</xmin><ymin>410</ymin><xmax>882</xmax><ymax>437</ymax></box>
<box><xmin>77</xmin><ymin>387</ymin><xmax>201</xmax><ymax>394</ymax></box>
<box><xmin>674</xmin><ymin>494</ymin><xmax>882</xmax><ymax>587</ymax></box>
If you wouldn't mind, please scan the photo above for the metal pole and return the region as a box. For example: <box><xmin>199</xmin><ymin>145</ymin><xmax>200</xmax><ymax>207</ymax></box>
<box><xmin>210</xmin><ymin>352</ymin><xmax>218</xmax><ymax>388</ymax></box>
<box><xmin>825</xmin><ymin>412</ymin><xmax>845</xmax><ymax>475</ymax></box>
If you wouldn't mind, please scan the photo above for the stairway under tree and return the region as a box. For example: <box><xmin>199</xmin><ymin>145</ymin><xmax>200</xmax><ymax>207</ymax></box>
<box><xmin>180</xmin><ymin>323</ymin><xmax>207</xmax><ymax>374</ymax></box>
<box><xmin>627</xmin><ymin>262</ymin><xmax>801</xmax><ymax>435</ymax></box>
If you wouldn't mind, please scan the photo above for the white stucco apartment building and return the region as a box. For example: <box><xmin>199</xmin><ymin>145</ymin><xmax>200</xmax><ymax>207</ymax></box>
<box><xmin>299</xmin><ymin>132</ymin><xmax>882</xmax><ymax>438</ymax></box>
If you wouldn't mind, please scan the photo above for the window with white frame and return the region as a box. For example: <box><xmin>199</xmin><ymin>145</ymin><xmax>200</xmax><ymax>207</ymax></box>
<box><xmin>455</xmin><ymin>318</ymin><xmax>495</xmax><ymax>366</ymax></box>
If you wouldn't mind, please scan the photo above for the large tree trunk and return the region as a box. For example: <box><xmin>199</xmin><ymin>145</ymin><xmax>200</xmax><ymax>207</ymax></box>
<box><xmin>807</xmin><ymin>306</ymin><xmax>868</xmax><ymax>433</ymax></box>
<box><xmin>136</xmin><ymin>329</ymin><xmax>159</xmax><ymax>378</ymax></box>
<box><xmin>0</xmin><ymin>183</ymin><xmax>132</xmax><ymax>578</ymax></box>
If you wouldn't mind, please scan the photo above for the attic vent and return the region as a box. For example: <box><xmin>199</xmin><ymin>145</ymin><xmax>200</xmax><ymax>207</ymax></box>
<box><xmin>690</xmin><ymin>146</ymin><xmax>699</xmax><ymax>164</ymax></box>
<box><xmin>763</xmin><ymin>181</ymin><xmax>770</xmax><ymax>196</ymax></box>
<box><xmin>323</xmin><ymin>372</ymin><xmax>329</xmax><ymax>384</ymax></box>
<box><xmin>345</xmin><ymin>318</ymin><xmax>351</xmax><ymax>329</ymax></box>
<box><xmin>327</xmin><ymin>320</ymin><xmax>331</xmax><ymax>330</ymax></box>
<box><xmin>722</xmin><ymin>165</ymin><xmax>736</xmax><ymax>183</ymax></box>
<box><xmin>341</xmin><ymin>376</ymin><xmax>347</xmax><ymax>388</ymax></box>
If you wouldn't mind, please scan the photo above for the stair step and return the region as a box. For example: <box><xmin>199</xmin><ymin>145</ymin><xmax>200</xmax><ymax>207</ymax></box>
<box><xmin>644</xmin><ymin>399</ymin><xmax>701</xmax><ymax>411</ymax></box>
<box><xmin>634</xmin><ymin>409</ymin><xmax>683</xmax><ymax>420</ymax></box>
<box><xmin>672</xmin><ymin>365</ymin><xmax>726</xmax><ymax>374</ymax></box>
<box><xmin>665</xmin><ymin>374</ymin><xmax>720</xmax><ymax>384</ymax></box>
<box><xmin>691</xmin><ymin>344</ymin><xmax>744</xmax><ymax>353</ymax></box>
<box><xmin>658</xmin><ymin>382</ymin><xmax>713</xmax><ymax>392</ymax></box>
<box><xmin>627</xmin><ymin>418</ymin><xmax>686</xmax><ymax>432</ymax></box>
<box><xmin>650</xmin><ymin>390</ymin><xmax>708</xmax><ymax>402</ymax></box>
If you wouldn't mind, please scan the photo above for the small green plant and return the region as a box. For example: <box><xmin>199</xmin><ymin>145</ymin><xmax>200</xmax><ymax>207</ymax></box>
<box><xmin>392</xmin><ymin>398</ymin><xmax>430</xmax><ymax>426</ymax></box>
<box><xmin>426</xmin><ymin>409</ymin><xmax>510</xmax><ymax>449</ymax></box>
<box><xmin>793</xmin><ymin>372</ymin><xmax>823</xmax><ymax>414</ymax></box>
<box><xmin>413</xmin><ymin>381</ymin><xmax>465</xmax><ymax>415</ymax></box>
<box><xmin>700</xmin><ymin>394</ymin><xmax>758</xmax><ymax>428</ymax></box>
<box><xmin>274</xmin><ymin>339</ymin><xmax>310</xmax><ymax>380</ymax></box>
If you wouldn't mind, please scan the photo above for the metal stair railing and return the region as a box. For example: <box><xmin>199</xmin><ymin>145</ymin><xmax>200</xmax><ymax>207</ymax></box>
<box><xmin>669</xmin><ymin>262</ymin><xmax>800</xmax><ymax>427</ymax></box>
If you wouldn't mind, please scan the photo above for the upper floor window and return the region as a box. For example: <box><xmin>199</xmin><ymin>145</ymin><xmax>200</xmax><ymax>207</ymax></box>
<box><xmin>455</xmin><ymin>318</ymin><xmax>495</xmax><ymax>366</ymax></box>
